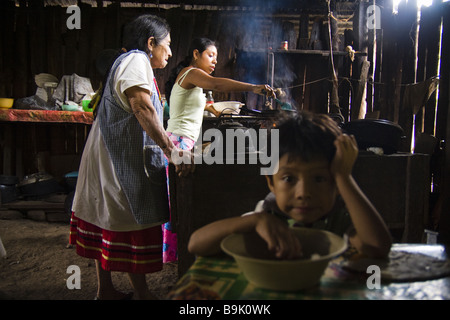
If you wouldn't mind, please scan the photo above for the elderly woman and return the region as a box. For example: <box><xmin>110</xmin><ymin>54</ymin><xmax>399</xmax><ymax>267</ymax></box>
<box><xmin>69</xmin><ymin>14</ymin><xmax>193</xmax><ymax>300</ymax></box>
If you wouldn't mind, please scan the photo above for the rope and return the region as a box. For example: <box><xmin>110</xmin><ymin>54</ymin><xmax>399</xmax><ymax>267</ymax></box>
<box><xmin>277</xmin><ymin>76</ymin><xmax>439</xmax><ymax>90</ymax></box>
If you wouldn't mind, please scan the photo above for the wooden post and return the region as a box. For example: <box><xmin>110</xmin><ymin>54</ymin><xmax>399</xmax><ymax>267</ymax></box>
<box><xmin>351</xmin><ymin>0</ymin><xmax>369</xmax><ymax>120</ymax></box>
<box><xmin>13</xmin><ymin>0</ymin><xmax>30</xmax><ymax>98</ymax></box>
<box><xmin>397</xmin><ymin>0</ymin><xmax>419</xmax><ymax>152</ymax></box>
<box><xmin>351</xmin><ymin>60</ymin><xmax>370</xmax><ymax>120</ymax></box>
<box><xmin>378</xmin><ymin>1</ymin><xmax>394</xmax><ymax>120</ymax></box>
<box><xmin>417</xmin><ymin>2</ymin><xmax>444</xmax><ymax>135</ymax></box>
<box><xmin>436</xmin><ymin>2</ymin><xmax>450</xmax><ymax>245</ymax></box>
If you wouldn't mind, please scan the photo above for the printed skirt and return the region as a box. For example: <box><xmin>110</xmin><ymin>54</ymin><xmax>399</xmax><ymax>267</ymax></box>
<box><xmin>69</xmin><ymin>213</ymin><xmax>163</xmax><ymax>274</ymax></box>
<box><xmin>163</xmin><ymin>132</ymin><xmax>196</xmax><ymax>263</ymax></box>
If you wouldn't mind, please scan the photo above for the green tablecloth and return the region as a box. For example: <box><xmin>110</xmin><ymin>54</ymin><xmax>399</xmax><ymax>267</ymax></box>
<box><xmin>167</xmin><ymin>244</ymin><xmax>450</xmax><ymax>300</ymax></box>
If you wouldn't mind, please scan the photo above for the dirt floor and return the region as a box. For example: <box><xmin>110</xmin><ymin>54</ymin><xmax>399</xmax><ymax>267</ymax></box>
<box><xmin>0</xmin><ymin>217</ymin><xmax>179</xmax><ymax>300</ymax></box>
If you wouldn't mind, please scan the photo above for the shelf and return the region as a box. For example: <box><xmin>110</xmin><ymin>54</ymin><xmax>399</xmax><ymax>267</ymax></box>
<box><xmin>0</xmin><ymin>109</ymin><xmax>93</xmax><ymax>125</ymax></box>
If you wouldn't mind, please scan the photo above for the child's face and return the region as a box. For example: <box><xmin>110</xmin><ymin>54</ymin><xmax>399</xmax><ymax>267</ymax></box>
<box><xmin>266</xmin><ymin>154</ymin><xmax>337</xmax><ymax>224</ymax></box>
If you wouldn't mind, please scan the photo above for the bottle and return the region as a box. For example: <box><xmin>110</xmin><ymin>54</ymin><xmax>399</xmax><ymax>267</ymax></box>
<box><xmin>204</xmin><ymin>91</ymin><xmax>214</xmax><ymax>117</ymax></box>
<box><xmin>206</xmin><ymin>91</ymin><xmax>214</xmax><ymax>105</ymax></box>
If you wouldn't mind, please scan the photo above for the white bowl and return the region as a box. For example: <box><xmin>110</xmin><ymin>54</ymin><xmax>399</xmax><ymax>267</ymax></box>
<box><xmin>213</xmin><ymin>101</ymin><xmax>243</xmax><ymax>115</ymax></box>
<box><xmin>221</xmin><ymin>227</ymin><xmax>347</xmax><ymax>291</ymax></box>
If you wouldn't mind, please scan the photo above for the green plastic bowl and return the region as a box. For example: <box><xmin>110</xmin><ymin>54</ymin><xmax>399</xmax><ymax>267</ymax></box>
<box><xmin>62</xmin><ymin>104</ymin><xmax>80</xmax><ymax>111</ymax></box>
<box><xmin>82</xmin><ymin>100</ymin><xmax>93</xmax><ymax>112</ymax></box>
<box><xmin>221</xmin><ymin>227</ymin><xmax>347</xmax><ymax>291</ymax></box>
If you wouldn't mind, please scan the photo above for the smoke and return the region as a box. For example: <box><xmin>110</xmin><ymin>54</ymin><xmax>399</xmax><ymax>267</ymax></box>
<box><xmin>232</xmin><ymin>4</ymin><xmax>298</xmax><ymax>109</ymax></box>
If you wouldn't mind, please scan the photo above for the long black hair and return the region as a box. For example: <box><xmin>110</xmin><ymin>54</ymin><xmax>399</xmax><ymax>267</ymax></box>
<box><xmin>165</xmin><ymin>37</ymin><xmax>216</xmax><ymax>105</ymax></box>
<box><xmin>93</xmin><ymin>14</ymin><xmax>170</xmax><ymax>118</ymax></box>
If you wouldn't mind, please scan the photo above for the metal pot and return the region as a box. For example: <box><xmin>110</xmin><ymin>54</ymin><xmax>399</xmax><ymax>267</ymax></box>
<box><xmin>0</xmin><ymin>175</ymin><xmax>20</xmax><ymax>204</ymax></box>
<box><xmin>241</xmin><ymin>107</ymin><xmax>296</xmax><ymax>118</ymax></box>
<box><xmin>0</xmin><ymin>184</ymin><xmax>19</xmax><ymax>203</ymax></box>
<box><xmin>18</xmin><ymin>172</ymin><xmax>63</xmax><ymax>198</ymax></box>
<box><xmin>341</xmin><ymin>119</ymin><xmax>405</xmax><ymax>154</ymax></box>
<box><xmin>213</xmin><ymin>120</ymin><xmax>257</xmax><ymax>159</ymax></box>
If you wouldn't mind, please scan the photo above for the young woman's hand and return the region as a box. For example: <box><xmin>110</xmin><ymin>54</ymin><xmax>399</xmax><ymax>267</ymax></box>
<box><xmin>254</xmin><ymin>212</ymin><xmax>303</xmax><ymax>259</ymax></box>
<box><xmin>330</xmin><ymin>134</ymin><xmax>358</xmax><ymax>180</ymax></box>
<box><xmin>252</xmin><ymin>85</ymin><xmax>277</xmax><ymax>99</ymax></box>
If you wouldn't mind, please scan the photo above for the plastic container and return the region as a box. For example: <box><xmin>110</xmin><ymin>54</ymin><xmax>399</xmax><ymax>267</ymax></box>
<box><xmin>0</xmin><ymin>98</ymin><xmax>14</xmax><ymax>109</ymax></box>
<box><xmin>204</xmin><ymin>91</ymin><xmax>214</xmax><ymax>117</ymax></box>
<box><xmin>82</xmin><ymin>100</ymin><xmax>93</xmax><ymax>112</ymax></box>
<box><xmin>221</xmin><ymin>227</ymin><xmax>347</xmax><ymax>291</ymax></box>
<box><xmin>213</xmin><ymin>101</ymin><xmax>243</xmax><ymax>115</ymax></box>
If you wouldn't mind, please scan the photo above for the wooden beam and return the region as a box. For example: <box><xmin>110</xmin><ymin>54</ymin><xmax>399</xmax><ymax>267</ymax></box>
<box><xmin>436</xmin><ymin>2</ymin><xmax>450</xmax><ymax>245</ymax></box>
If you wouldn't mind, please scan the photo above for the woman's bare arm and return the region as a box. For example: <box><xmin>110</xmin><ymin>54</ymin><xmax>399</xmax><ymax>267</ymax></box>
<box><xmin>183</xmin><ymin>68</ymin><xmax>273</xmax><ymax>96</ymax></box>
<box><xmin>125</xmin><ymin>86</ymin><xmax>194</xmax><ymax>176</ymax></box>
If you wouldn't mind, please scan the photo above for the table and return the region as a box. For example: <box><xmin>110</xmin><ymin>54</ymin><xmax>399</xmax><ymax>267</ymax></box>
<box><xmin>0</xmin><ymin>108</ymin><xmax>93</xmax><ymax>124</ymax></box>
<box><xmin>167</xmin><ymin>244</ymin><xmax>450</xmax><ymax>300</ymax></box>
<box><xmin>0</xmin><ymin>109</ymin><xmax>93</xmax><ymax>179</ymax></box>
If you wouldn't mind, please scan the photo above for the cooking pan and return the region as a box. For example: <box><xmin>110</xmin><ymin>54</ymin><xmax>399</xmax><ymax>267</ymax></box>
<box><xmin>341</xmin><ymin>119</ymin><xmax>405</xmax><ymax>154</ymax></box>
<box><xmin>240</xmin><ymin>106</ymin><xmax>296</xmax><ymax>118</ymax></box>
<box><xmin>18</xmin><ymin>173</ymin><xmax>63</xmax><ymax>198</ymax></box>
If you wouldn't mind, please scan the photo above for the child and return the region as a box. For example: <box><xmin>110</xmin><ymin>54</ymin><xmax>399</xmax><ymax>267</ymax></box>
<box><xmin>188</xmin><ymin>111</ymin><xmax>392</xmax><ymax>259</ymax></box>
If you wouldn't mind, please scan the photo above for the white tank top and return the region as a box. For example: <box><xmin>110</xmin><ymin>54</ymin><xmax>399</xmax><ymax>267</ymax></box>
<box><xmin>166</xmin><ymin>68</ymin><xmax>206</xmax><ymax>141</ymax></box>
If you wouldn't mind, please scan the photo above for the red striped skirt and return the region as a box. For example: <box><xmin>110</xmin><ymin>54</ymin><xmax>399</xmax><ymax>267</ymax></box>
<box><xmin>69</xmin><ymin>213</ymin><xmax>163</xmax><ymax>274</ymax></box>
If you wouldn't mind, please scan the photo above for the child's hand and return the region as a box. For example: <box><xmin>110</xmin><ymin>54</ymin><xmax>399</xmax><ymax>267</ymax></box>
<box><xmin>330</xmin><ymin>134</ymin><xmax>358</xmax><ymax>179</ymax></box>
<box><xmin>254</xmin><ymin>212</ymin><xmax>303</xmax><ymax>259</ymax></box>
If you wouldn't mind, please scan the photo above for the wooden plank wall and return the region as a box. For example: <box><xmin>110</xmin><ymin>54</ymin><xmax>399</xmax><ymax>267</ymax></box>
<box><xmin>434</xmin><ymin>1</ymin><xmax>450</xmax><ymax>244</ymax></box>
<box><xmin>1</xmin><ymin>1</ymin><xmax>444</xmax><ymax>125</ymax></box>
<box><xmin>0</xmin><ymin>2</ymin><xmax>355</xmax><ymax>106</ymax></box>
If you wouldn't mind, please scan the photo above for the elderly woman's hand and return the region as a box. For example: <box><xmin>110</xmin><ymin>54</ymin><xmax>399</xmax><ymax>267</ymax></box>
<box><xmin>171</xmin><ymin>149</ymin><xmax>195</xmax><ymax>177</ymax></box>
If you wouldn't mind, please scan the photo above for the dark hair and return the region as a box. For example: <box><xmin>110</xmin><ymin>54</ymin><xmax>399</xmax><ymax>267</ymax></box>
<box><xmin>165</xmin><ymin>37</ymin><xmax>216</xmax><ymax>104</ymax></box>
<box><xmin>273</xmin><ymin>110</ymin><xmax>342</xmax><ymax>164</ymax></box>
<box><xmin>122</xmin><ymin>14</ymin><xmax>171</xmax><ymax>54</ymax></box>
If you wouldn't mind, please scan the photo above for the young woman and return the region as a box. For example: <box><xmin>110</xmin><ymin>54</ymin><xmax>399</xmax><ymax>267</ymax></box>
<box><xmin>165</xmin><ymin>37</ymin><xmax>275</xmax><ymax>144</ymax></box>
<box><xmin>161</xmin><ymin>38</ymin><xmax>275</xmax><ymax>263</ymax></box>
